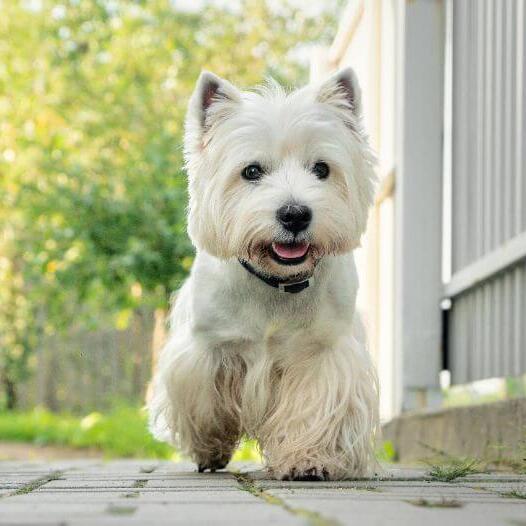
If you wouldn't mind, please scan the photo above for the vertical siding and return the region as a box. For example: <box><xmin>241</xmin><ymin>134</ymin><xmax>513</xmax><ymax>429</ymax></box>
<box><xmin>449</xmin><ymin>0</ymin><xmax>526</xmax><ymax>384</ymax></box>
<box><xmin>450</xmin><ymin>264</ymin><xmax>526</xmax><ymax>383</ymax></box>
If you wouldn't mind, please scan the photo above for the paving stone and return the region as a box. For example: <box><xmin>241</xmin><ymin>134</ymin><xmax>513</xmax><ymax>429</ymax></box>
<box><xmin>266</xmin><ymin>478</ymin><xmax>526</xmax><ymax>526</ymax></box>
<box><xmin>8</xmin><ymin>489</ymin><xmax>257</xmax><ymax>503</ymax></box>
<box><xmin>42</xmin><ymin>479</ymin><xmax>138</xmax><ymax>490</ymax></box>
<box><xmin>268</xmin><ymin>495</ymin><xmax>526</xmax><ymax>526</ymax></box>
<box><xmin>1</xmin><ymin>461</ymin><xmax>525</xmax><ymax>526</ymax></box>
<box><xmin>0</xmin><ymin>495</ymin><xmax>302</xmax><ymax>525</ymax></box>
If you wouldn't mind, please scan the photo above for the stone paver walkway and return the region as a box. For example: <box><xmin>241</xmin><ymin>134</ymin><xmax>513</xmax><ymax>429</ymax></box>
<box><xmin>0</xmin><ymin>460</ymin><xmax>525</xmax><ymax>525</ymax></box>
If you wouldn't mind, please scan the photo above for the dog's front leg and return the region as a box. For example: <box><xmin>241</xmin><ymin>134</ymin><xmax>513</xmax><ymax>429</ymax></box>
<box><xmin>249</xmin><ymin>337</ymin><xmax>379</xmax><ymax>481</ymax></box>
<box><xmin>149</xmin><ymin>340</ymin><xmax>244</xmax><ymax>472</ymax></box>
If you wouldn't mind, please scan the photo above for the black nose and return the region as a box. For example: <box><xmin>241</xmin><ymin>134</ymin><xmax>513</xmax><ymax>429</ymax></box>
<box><xmin>276</xmin><ymin>203</ymin><xmax>312</xmax><ymax>233</ymax></box>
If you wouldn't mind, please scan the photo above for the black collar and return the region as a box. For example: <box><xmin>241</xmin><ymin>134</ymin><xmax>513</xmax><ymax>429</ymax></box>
<box><xmin>239</xmin><ymin>259</ymin><xmax>312</xmax><ymax>294</ymax></box>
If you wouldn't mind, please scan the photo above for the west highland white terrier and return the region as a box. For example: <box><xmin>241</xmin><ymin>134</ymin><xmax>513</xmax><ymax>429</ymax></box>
<box><xmin>148</xmin><ymin>68</ymin><xmax>379</xmax><ymax>480</ymax></box>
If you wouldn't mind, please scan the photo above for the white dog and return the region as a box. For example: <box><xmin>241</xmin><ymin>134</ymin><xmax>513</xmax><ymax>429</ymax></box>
<box><xmin>148</xmin><ymin>68</ymin><xmax>379</xmax><ymax>480</ymax></box>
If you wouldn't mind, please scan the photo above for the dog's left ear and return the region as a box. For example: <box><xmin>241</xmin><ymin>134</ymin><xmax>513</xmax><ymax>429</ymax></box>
<box><xmin>187</xmin><ymin>70</ymin><xmax>241</xmax><ymax>134</ymax></box>
<box><xmin>315</xmin><ymin>67</ymin><xmax>362</xmax><ymax>119</ymax></box>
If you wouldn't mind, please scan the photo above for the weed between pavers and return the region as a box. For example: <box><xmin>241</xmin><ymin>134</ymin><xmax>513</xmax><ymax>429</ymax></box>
<box><xmin>10</xmin><ymin>471</ymin><xmax>64</xmax><ymax>496</ymax></box>
<box><xmin>502</xmin><ymin>489</ymin><xmax>526</xmax><ymax>500</ymax></box>
<box><xmin>419</xmin><ymin>440</ymin><xmax>526</xmax><ymax>477</ymax></box>
<box><xmin>419</xmin><ymin>445</ymin><xmax>481</xmax><ymax>482</ymax></box>
<box><xmin>233</xmin><ymin>473</ymin><xmax>341</xmax><ymax>526</ymax></box>
<box><xmin>426</xmin><ymin>459</ymin><xmax>480</xmax><ymax>482</ymax></box>
<box><xmin>406</xmin><ymin>498</ymin><xmax>463</xmax><ymax>508</ymax></box>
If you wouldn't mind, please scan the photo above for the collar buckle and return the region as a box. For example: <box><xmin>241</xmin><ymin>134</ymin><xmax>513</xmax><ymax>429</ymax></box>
<box><xmin>279</xmin><ymin>277</ymin><xmax>313</xmax><ymax>293</ymax></box>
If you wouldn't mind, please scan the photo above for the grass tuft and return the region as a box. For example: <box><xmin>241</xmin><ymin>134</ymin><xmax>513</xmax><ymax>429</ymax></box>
<box><xmin>426</xmin><ymin>458</ymin><xmax>480</xmax><ymax>482</ymax></box>
<box><xmin>502</xmin><ymin>489</ymin><xmax>526</xmax><ymax>500</ymax></box>
<box><xmin>419</xmin><ymin>444</ymin><xmax>481</xmax><ymax>482</ymax></box>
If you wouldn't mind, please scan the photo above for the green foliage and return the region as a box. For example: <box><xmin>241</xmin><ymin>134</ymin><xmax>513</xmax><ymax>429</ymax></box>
<box><xmin>376</xmin><ymin>440</ymin><xmax>398</xmax><ymax>463</ymax></box>
<box><xmin>0</xmin><ymin>0</ymin><xmax>338</xmax><ymax>406</ymax></box>
<box><xmin>0</xmin><ymin>406</ymin><xmax>263</xmax><ymax>461</ymax></box>
<box><xmin>0</xmin><ymin>406</ymin><xmax>173</xmax><ymax>458</ymax></box>
<box><xmin>0</xmin><ymin>249</ymin><xmax>39</xmax><ymax>408</ymax></box>
<box><xmin>232</xmin><ymin>438</ymin><xmax>263</xmax><ymax>463</ymax></box>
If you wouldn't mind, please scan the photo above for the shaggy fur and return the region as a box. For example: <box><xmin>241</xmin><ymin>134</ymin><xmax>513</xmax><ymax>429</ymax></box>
<box><xmin>148</xmin><ymin>68</ymin><xmax>379</xmax><ymax>480</ymax></box>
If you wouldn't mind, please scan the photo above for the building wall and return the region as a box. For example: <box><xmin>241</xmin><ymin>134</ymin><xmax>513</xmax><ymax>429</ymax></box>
<box><xmin>311</xmin><ymin>0</ymin><xmax>398</xmax><ymax>420</ymax></box>
<box><xmin>313</xmin><ymin>0</ymin><xmax>526</xmax><ymax>420</ymax></box>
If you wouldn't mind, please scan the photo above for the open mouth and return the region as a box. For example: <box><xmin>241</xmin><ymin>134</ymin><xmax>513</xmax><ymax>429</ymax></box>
<box><xmin>270</xmin><ymin>241</ymin><xmax>310</xmax><ymax>265</ymax></box>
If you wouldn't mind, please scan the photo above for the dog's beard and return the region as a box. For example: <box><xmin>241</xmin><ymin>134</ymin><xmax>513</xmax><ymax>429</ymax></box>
<box><xmin>246</xmin><ymin>243</ymin><xmax>318</xmax><ymax>282</ymax></box>
<box><xmin>240</xmin><ymin>234</ymin><xmax>350</xmax><ymax>282</ymax></box>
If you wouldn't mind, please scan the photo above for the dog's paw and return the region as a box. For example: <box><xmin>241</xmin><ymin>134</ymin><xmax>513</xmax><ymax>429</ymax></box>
<box><xmin>197</xmin><ymin>461</ymin><xmax>227</xmax><ymax>473</ymax></box>
<box><xmin>196</xmin><ymin>454</ymin><xmax>230</xmax><ymax>473</ymax></box>
<box><xmin>280</xmin><ymin>466</ymin><xmax>330</xmax><ymax>481</ymax></box>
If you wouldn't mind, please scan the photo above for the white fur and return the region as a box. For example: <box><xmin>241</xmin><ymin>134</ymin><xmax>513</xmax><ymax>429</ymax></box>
<box><xmin>148</xmin><ymin>69</ymin><xmax>379</xmax><ymax>480</ymax></box>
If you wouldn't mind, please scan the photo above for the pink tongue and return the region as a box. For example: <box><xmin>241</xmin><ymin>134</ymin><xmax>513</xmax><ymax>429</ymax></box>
<box><xmin>272</xmin><ymin>242</ymin><xmax>309</xmax><ymax>259</ymax></box>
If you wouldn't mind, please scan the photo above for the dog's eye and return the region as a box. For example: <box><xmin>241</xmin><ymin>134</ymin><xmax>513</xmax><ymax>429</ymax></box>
<box><xmin>241</xmin><ymin>163</ymin><xmax>264</xmax><ymax>181</ymax></box>
<box><xmin>312</xmin><ymin>161</ymin><xmax>330</xmax><ymax>180</ymax></box>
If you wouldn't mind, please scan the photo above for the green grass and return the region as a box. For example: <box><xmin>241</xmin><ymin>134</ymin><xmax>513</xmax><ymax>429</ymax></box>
<box><xmin>0</xmin><ymin>406</ymin><xmax>173</xmax><ymax>458</ymax></box>
<box><xmin>0</xmin><ymin>406</ymin><xmax>262</xmax><ymax>461</ymax></box>
<box><xmin>426</xmin><ymin>458</ymin><xmax>480</xmax><ymax>482</ymax></box>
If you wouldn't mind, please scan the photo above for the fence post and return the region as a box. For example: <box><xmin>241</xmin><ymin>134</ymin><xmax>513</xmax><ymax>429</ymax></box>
<box><xmin>394</xmin><ymin>0</ymin><xmax>445</xmax><ymax>412</ymax></box>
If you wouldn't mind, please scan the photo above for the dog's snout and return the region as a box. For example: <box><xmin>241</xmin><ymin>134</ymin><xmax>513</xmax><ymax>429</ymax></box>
<box><xmin>276</xmin><ymin>204</ymin><xmax>312</xmax><ymax>233</ymax></box>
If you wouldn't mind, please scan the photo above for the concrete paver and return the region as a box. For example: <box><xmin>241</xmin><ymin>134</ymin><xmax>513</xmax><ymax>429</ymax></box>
<box><xmin>0</xmin><ymin>460</ymin><xmax>524</xmax><ymax>525</ymax></box>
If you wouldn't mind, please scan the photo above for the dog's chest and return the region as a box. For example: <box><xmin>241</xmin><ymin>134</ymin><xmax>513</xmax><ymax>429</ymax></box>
<box><xmin>199</xmin><ymin>287</ymin><xmax>342</xmax><ymax>359</ymax></box>
<box><xmin>191</xmin><ymin>253</ymin><xmax>356</xmax><ymax>356</ymax></box>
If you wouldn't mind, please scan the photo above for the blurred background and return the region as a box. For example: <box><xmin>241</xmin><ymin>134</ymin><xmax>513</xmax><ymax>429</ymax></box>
<box><xmin>0</xmin><ymin>0</ymin><xmax>525</xmax><ymax>466</ymax></box>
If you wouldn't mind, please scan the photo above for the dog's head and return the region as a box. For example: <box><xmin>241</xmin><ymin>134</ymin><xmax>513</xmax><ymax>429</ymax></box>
<box><xmin>184</xmin><ymin>69</ymin><xmax>376</xmax><ymax>281</ymax></box>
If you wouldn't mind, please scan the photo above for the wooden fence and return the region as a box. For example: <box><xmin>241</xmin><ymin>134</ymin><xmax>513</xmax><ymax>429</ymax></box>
<box><xmin>18</xmin><ymin>311</ymin><xmax>156</xmax><ymax>413</ymax></box>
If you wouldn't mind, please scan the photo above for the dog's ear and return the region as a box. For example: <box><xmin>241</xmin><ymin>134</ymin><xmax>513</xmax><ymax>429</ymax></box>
<box><xmin>187</xmin><ymin>70</ymin><xmax>241</xmax><ymax>133</ymax></box>
<box><xmin>315</xmin><ymin>67</ymin><xmax>362</xmax><ymax>119</ymax></box>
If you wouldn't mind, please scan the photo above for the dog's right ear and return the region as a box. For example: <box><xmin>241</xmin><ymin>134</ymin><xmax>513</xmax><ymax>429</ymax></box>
<box><xmin>187</xmin><ymin>71</ymin><xmax>241</xmax><ymax>136</ymax></box>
